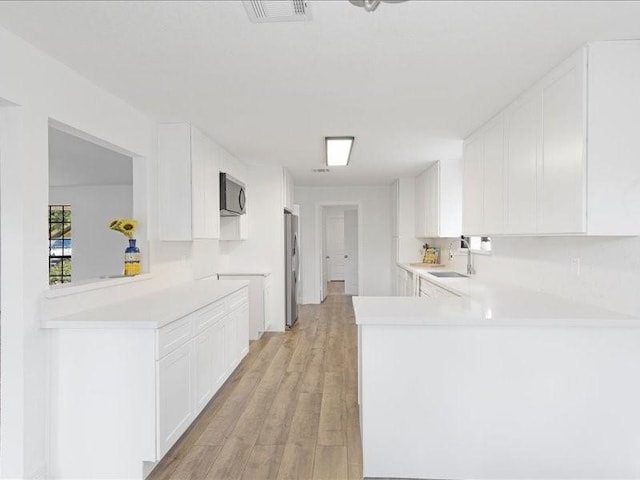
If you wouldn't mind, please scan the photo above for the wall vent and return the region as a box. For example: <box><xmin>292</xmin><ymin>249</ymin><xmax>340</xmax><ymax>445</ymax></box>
<box><xmin>243</xmin><ymin>0</ymin><xmax>312</xmax><ymax>23</ymax></box>
<box><xmin>313</xmin><ymin>168</ymin><xmax>330</xmax><ymax>173</ymax></box>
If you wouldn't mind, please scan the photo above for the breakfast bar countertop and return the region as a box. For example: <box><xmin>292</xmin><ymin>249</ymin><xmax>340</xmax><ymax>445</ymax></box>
<box><xmin>42</xmin><ymin>277</ymin><xmax>249</xmax><ymax>329</ymax></box>
<box><xmin>354</xmin><ymin>264</ymin><xmax>640</xmax><ymax>327</ymax></box>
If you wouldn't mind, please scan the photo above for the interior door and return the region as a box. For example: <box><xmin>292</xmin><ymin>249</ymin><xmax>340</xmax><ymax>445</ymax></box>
<box><xmin>344</xmin><ymin>209</ymin><xmax>359</xmax><ymax>295</ymax></box>
<box><xmin>326</xmin><ymin>216</ymin><xmax>345</xmax><ymax>281</ymax></box>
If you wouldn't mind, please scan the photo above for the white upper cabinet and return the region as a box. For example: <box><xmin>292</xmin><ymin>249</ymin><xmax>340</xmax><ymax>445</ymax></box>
<box><xmin>482</xmin><ymin>116</ymin><xmax>506</xmax><ymax>234</ymax></box>
<box><xmin>391</xmin><ymin>178</ymin><xmax>423</xmax><ymax>263</ymax></box>
<box><xmin>391</xmin><ymin>180</ymin><xmax>399</xmax><ymax>237</ymax></box>
<box><xmin>283</xmin><ymin>168</ymin><xmax>294</xmax><ymax>212</ymax></box>
<box><xmin>158</xmin><ymin>124</ymin><xmax>220</xmax><ymax>241</ymax></box>
<box><xmin>415</xmin><ymin>160</ymin><xmax>462</xmax><ymax>238</ymax></box>
<box><xmin>505</xmin><ymin>91</ymin><xmax>541</xmax><ymax>235</ymax></box>
<box><xmin>539</xmin><ymin>51</ymin><xmax>587</xmax><ymax>234</ymax></box>
<box><xmin>462</xmin><ymin>134</ymin><xmax>484</xmax><ymax>235</ymax></box>
<box><xmin>190</xmin><ymin>127</ymin><xmax>219</xmax><ymax>239</ymax></box>
<box><xmin>586</xmin><ymin>42</ymin><xmax>640</xmax><ymax>235</ymax></box>
<box><xmin>464</xmin><ymin>42</ymin><xmax>640</xmax><ymax>236</ymax></box>
<box><xmin>414</xmin><ymin>170</ymin><xmax>427</xmax><ymax>237</ymax></box>
<box><xmin>463</xmin><ymin>114</ymin><xmax>506</xmax><ymax>236</ymax></box>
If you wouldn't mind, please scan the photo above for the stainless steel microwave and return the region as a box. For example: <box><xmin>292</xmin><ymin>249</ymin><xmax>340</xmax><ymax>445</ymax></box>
<box><xmin>219</xmin><ymin>172</ymin><xmax>246</xmax><ymax>216</ymax></box>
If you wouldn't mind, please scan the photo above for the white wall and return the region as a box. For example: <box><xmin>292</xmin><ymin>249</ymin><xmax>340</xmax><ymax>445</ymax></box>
<box><xmin>219</xmin><ymin>165</ymin><xmax>287</xmax><ymax>332</ymax></box>
<box><xmin>295</xmin><ymin>185</ymin><xmax>392</xmax><ymax>303</ymax></box>
<box><xmin>49</xmin><ymin>185</ymin><xmax>133</xmax><ymax>282</ymax></box>
<box><xmin>427</xmin><ymin>235</ymin><xmax>640</xmax><ymax>317</ymax></box>
<box><xmin>0</xmin><ymin>25</ymin><xmax>230</xmax><ymax>479</ymax></box>
<box><xmin>0</xmin><ymin>23</ymin><xmax>160</xmax><ymax>477</ymax></box>
<box><xmin>0</xmin><ymin>25</ymin><xmax>290</xmax><ymax>478</ymax></box>
<box><xmin>475</xmin><ymin>236</ymin><xmax>640</xmax><ymax>317</ymax></box>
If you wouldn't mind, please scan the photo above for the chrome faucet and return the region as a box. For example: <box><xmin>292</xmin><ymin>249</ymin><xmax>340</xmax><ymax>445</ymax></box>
<box><xmin>450</xmin><ymin>238</ymin><xmax>475</xmax><ymax>275</ymax></box>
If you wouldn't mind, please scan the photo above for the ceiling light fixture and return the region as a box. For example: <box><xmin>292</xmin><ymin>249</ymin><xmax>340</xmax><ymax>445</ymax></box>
<box><xmin>325</xmin><ymin>137</ymin><xmax>354</xmax><ymax>167</ymax></box>
<box><xmin>348</xmin><ymin>0</ymin><xmax>407</xmax><ymax>13</ymax></box>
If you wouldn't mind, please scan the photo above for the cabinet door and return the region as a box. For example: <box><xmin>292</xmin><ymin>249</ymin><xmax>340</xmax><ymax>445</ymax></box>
<box><xmin>157</xmin><ymin>341</ymin><xmax>193</xmax><ymax>457</ymax></box>
<box><xmin>205</xmin><ymin>139</ymin><xmax>220</xmax><ymax>239</ymax></box>
<box><xmin>224</xmin><ymin>311</ymin><xmax>238</xmax><ymax>371</ymax></box>
<box><xmin>540</xmin><ymin>53</ymin><xmax>587</xmax><ymax>234</ymax></box>
<box><xmin>263</xmin><ymin>280</ymin><xmax>272</xmax><ymax>333</ymax></box>
<box><xmin>506</xmin><ymin>92</ymin><xmax>541</xmax><ymax>234</ymax></box>
<box><xmin>463</xmin><ymin>135</ymin><xmax>484</xmax><ymax>235</ymax></box>
<box><xmin>192</xmin><ymin>128</ymin><xmax>221</xmax><ymax>239</ymax></box>
<box><xmin>237</xmin><ymin>305</ymin><xmax>249</xmax><ymax>360</ymax></box>
<box><xmin>405</xmin><ymin>270</ymin><xmax>414</xmax><ymax>296</ymax></box>
<box><xmin>395</xmin><ymin>268</ymin><xmax>405</xmax><ymax>296</ymax></box>
<box><xmin>158</xmin><ymin>124</ymin><xmax>193</xmax><ymax>240</ymax></box>
<box><xmin>193</xmin><ymin>327</ymin><xmax>215</xmax><ymax>413</ymax></box>
<box><xmin>211</xmin><ymin>318</ymin><xmax>227</xmax><ymax>389</ymax></box>
<box><xmin>425</xmin><ymin>164</ymin><xmax>440</xmax><ymax>237</ymax></box>
<box><xmin>191</xmin><ymin>127</ymin><xmax>209</xmax><ymax>239</ymax></box>
<box><xmin>415</xmin><ymin>171</ymin><xmax>427</xmax><ymax>238</ymax></box>
<box><xmin>391</xmin><ymin>180</ymin><xmax>399</xmax><ymax>237</ymax></box>
<box><xmin>483</xmin><ymin>117</ymin><xmax>506</xmax><ymax>234</ymax></box>
<box><xmin>283</xmin><ymin>168</ymin><xmax>294</xmax><ymax>211</ymax></box>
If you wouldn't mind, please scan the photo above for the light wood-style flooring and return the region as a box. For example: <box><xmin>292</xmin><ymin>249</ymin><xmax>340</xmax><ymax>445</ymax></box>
<box><xmin>149</xmin><ymin>281</ymin><xmax>362</xmax><ymax>480</ymax></box>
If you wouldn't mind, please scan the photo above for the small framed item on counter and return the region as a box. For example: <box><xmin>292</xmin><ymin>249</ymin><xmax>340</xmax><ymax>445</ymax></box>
<box><xmin>422</xmin><ymin>244</ymin><xmax>440</xmax><ymax>265</ymax></box>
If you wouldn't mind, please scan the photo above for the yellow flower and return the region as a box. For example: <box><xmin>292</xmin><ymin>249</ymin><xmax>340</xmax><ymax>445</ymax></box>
<box><xmin>109</xmin><ymin>218</ymin><xmax>138</xmax><ymax>239</ymax></box>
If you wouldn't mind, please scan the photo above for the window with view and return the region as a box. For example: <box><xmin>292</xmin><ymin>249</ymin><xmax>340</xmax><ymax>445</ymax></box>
<box><xmin>49</xmin><ymin>205</ymin><xmax>72</xmax><ymax>285</ymax></box>
<box><xmin>461</xmin><ymin>235</ymin><xmax>492</xmax><ymax>252</ymax></box>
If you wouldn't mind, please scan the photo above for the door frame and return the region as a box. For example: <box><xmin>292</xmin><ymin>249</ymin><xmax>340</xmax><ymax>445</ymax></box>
<box><xmin>325</xmin><ymin>214</ymin><xmax>345</xmax><ymax>282</ymax></box>
<box><xmin>315</xmin><ymin>201</ymin><xmax>363</xmax><ymax>303</ymax></box>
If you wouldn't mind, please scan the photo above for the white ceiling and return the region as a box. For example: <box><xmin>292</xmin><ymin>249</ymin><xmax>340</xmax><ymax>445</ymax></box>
<box><xmin>49</xmin><ymin>127</ymin><xmax>133</xmax><ymax>187</ymax></box>
<box><xmin>3</xmin><ymin>1</ymin><xmax>640</xmax><ymax>186</ymax></box>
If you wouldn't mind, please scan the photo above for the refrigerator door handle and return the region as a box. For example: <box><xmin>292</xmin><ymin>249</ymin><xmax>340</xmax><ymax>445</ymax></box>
<box><xmin>294</xmin><ymin>234</ymin><xmax>300</xmax><ymax>274</ymax></box>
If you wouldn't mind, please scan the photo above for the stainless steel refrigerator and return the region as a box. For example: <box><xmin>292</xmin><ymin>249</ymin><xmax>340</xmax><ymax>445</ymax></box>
<box><xmin>284</xmin><ymin>212</ymin><xmax>299</xmax><ymax>328</ymax></box>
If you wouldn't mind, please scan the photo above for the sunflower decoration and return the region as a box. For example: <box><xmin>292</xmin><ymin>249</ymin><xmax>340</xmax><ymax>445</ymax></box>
<box><xmin>109</xmin><ymin>219</ymin><xmax>138</xmax><ymax>239</ymax></box>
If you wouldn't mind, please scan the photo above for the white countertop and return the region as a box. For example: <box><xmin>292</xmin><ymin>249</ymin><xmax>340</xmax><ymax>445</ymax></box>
<box><xmin>217</xmin><ymin>271</ymin><xmax>271</xmax><ymax>277</ymax></box>
<box><xmin>42</xmin><ymin>277</ymin><xmax>249</xmax><ymax>329</ymax></box>
<box><xmin>354</xmin><ymin>263</ymin><xmax>640</xmax><ymax>327</ymax></box>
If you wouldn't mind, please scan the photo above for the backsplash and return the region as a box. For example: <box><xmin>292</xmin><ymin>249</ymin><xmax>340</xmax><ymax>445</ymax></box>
<box><xmin>430</xmin><ymin>236</ymin><xmax>640</xmax><ymax>317</ymax></box>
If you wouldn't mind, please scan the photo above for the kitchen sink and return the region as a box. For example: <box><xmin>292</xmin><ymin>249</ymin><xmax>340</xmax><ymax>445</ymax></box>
<box><xmin>429</xmin><ymin>271</ymin><xmax>468</xmax><ymax>278</ymax></box>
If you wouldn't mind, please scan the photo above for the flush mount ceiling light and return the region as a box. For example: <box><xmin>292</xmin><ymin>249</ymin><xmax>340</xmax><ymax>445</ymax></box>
<box><xmin>325</xmin><ymin>137</ymin><xmax>355</xmax><ymax>167</ymax></box>
<box><xmin>348</xmin><ymin>0</ymin><xmax>408</xmax><ymax>13</ymax></box>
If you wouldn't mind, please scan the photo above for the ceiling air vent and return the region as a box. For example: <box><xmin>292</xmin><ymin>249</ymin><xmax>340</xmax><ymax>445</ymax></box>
<box><xmin>313</xmin><ymin>168</ymin><xmax>330</xmax><ymax>173</ymax></box>
<box><xmin>243</xmin><ymin>0</ymin><xmax>312</xmax><ymax>23</ymax></box>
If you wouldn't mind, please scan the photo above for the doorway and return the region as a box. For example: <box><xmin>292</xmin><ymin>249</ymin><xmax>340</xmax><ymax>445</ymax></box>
<box><xmin>319</xmin><ymin>204</ymin><xmax>360</xmax><ymax>301</ymax></box>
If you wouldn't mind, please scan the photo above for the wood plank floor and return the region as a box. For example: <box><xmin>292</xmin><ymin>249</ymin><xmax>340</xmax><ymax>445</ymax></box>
<box><xmin>149</xmin><ymin>281</ymin><xmax>362</xmax><ymax>480</ymax></box>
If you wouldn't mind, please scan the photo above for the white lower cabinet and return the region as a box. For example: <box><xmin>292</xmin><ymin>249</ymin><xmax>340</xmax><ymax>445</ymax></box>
<box><xmin>395</xmin><ymin>266</ymin><xmax>415</xmax><ymax>296</ymax></box>
<box><xmin>47</xmin><ymin>284</ymin><xmax>250</xmax><ymax>480</ymax></box>
<box><xmin>158</xmin><ymin>342</ymin><xmax>194</xmax><ymax>457</ymax></box>
<box><xmin>156</xmin><ymin>286</ymin><xmax>249</xmax><ymax>458</ymax></box>
<box><xmin>237</xmin><ymin>305</ymin><xmax>249</xmax><ymax>359</ymax></box>
<box><xmin>211</xmin><ymin>318</ymin><xmax>227</xmax><ymax>389</ymax></box>
<box><xmin>224</xmin><ymin>308</ymin><xmax>239</xmax><ymax>372</ymax></box>
<box><xmin>218</xmin><ymin>273</ymin><xmax>271</xmax><ymax>340</ymax></box>
<box><xmin>193</xmin><ymin>326</ymin><xmax>216</xmax><ymax>413</ymax></box>
<box><xmin>263</xmin><ymin>275</ymin><xmax>273</xmax><ymax>332</ymax></box>
<box><xmin>418</xmin><ymin>276</ymin><xmax>459</xmax><ymax>298</ymax></box>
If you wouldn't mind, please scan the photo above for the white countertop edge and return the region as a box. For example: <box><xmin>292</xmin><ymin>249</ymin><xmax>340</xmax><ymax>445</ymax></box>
<box><xmin>45</xmin><ymin>273</ymin><xmax>152</xmax><ymax>298</ymax></box>
<box><xmin>217</xmin><ymin>272</ymin><xmax>272</xmax><ymax>277</ymax></box>
<box><xmin>43</xmin><ymin>319</ymin><xmax>162</xmax><ymax>329</ymax></box>
<box><xmin>42</xmin><ymin>278</ymin><xmax>249</xmax><ymax>329</ymax></box>
<box><xmin>353</xmin><ymin>290</ymin><xmax>640</xmax><ymax>327</ymax></box>
<box><xmin>355</xmin><ymin>315</ymin><xmax>640</xmax><ymax>328</ymax></box>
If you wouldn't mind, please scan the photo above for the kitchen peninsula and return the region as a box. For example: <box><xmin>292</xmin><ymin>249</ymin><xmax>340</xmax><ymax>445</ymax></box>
<box><xmin>354</xmin><ymin>273</ymin><xmax>640</xmax><ymax>480</ymax></box>
<box><xmin>42</xmin><ymin>277</ymin><xmax>250</xmax><ymax>480</ymax></box>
